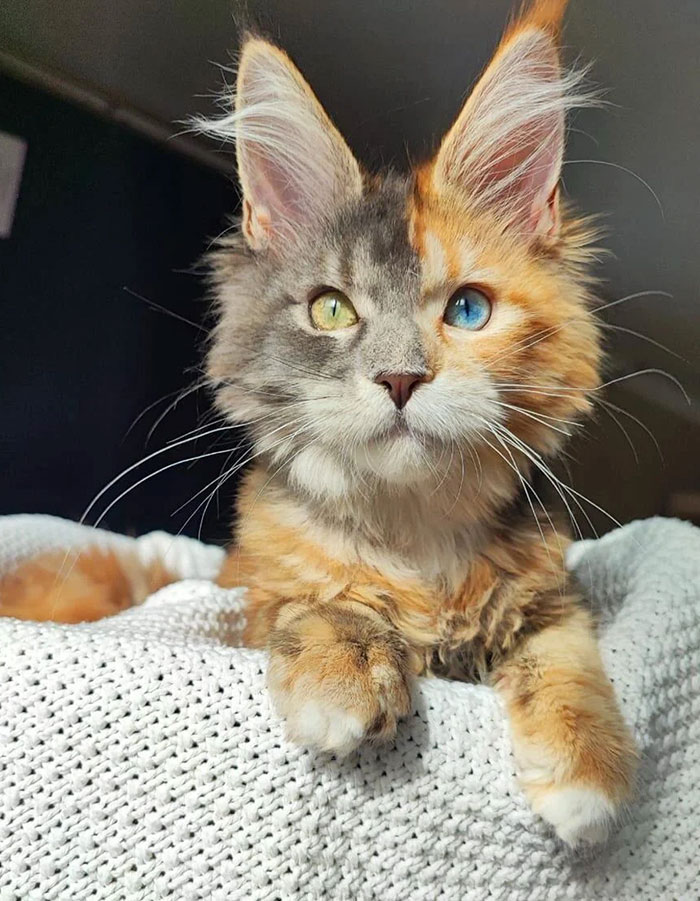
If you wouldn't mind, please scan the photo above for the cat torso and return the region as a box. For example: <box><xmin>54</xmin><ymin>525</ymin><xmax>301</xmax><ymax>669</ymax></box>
<box><xmin>220</xmin><ymin>464</ymin><xmax>574</xmax><ymax>680</ymax></box>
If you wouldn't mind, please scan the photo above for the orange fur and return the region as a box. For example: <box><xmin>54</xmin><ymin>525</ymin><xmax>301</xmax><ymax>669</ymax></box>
<box><xmin>493</xmin><ymin>608</ymin><xmax>637</xmax><ymax>802</ymax></box>
<box><xmin>0</xmin><ymin>548</ymin><xmax>173</xmax><ymax>623</ymax></box>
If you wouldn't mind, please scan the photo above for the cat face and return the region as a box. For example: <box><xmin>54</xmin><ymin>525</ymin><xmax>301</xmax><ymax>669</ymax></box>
<box><xmin>206</xmin><ymin>8</ymin><xmax>602</xmax><ymax>500</ymax></box>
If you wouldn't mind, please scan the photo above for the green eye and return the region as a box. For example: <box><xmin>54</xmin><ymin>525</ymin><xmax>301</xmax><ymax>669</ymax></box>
<box><xmin>309</xmin><ymin>291</ymin><xmax>358</xmax><ymax>331</ymax></box>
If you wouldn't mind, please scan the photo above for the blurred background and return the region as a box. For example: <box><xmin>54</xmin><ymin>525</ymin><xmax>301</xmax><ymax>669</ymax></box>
<box><xmin>1</xmin><ymin>0</ymin><xmax>698</xmax><ymax>544</ymax></box>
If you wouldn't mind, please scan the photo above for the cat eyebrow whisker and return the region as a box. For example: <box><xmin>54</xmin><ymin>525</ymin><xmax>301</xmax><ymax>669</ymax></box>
<box><xmin>591</xmin><ymin>289</ymin><xmax>673</xmax><ymax>316</ymax></box>
<box><xmin>563</xmin><ymin>158</ymin><xmax>665</xmax><ymax>220</ymax></box>
<box><xmin>597</xmin><ymin>322</ymin><xmax>686</xmax><ymax>362</ymax></box>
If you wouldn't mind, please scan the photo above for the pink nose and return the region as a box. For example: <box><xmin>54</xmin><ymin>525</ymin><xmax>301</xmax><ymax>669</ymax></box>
<box><xmin>375</xmin><ymin>372</ymin><xmax>425</xmax><ymax>410</ymax></box>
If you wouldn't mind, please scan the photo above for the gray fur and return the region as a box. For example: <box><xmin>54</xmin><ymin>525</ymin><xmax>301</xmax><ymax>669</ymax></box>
<box><xmin>208</xmin><ymin>174</ymin><xmax>427</xmax><ymax>429</ymax></box>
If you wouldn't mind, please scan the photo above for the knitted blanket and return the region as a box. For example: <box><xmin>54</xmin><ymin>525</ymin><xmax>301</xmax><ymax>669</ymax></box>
<box><xmin>0</xmin><ymin>514</ymin><xmax>698</xmax><ymax>900</ymax></box>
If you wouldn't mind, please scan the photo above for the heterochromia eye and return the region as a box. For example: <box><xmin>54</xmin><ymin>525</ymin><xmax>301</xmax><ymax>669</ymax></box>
<box><xmin>309</xmin><ymin>290</ymin><xmax>359</xmax><ymax>331</ymax></box>
<box><xmin>443</xmin><ymin>286</ymin><xmax>492</xmax><ymax>331</ymax></box>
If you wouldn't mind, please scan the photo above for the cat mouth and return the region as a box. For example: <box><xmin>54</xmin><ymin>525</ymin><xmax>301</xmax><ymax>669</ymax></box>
<box><xmin>376</xmin><ymin>415</ymin><xmax>416</xmax><ymax>441</ymax></box>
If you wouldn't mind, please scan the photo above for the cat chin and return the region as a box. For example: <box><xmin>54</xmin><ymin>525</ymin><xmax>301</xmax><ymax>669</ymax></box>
<box><xmin>287</xmin><ymin>437</ymin><xmax>433</xmax><ymax>499</ymax></box>
<box><xmin>355</xmin><ymin>433</ymin><xmax>432</xmax><ymax>486</ymax></box>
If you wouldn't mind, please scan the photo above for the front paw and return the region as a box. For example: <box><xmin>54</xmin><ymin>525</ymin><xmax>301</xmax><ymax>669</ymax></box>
<box><xmin>515</xmin><ymin>741</ymin><xmax>636</xmax><ymax>847</ymax></box>
<box><xmin>267</xmin><ymin>602</ymin><xmax>413</xmax><ymax>755</ymax></box>
<box><xmin>527</xmin><ymin>783</ymin><xmax>617</xmax><ymax>846</ymax></box>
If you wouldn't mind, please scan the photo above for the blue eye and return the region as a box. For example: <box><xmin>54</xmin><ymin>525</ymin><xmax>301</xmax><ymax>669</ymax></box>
<box><xmin>443</xmin><ymin>287</ymin><xmax>492</xmax><ymax>331</ymax></box>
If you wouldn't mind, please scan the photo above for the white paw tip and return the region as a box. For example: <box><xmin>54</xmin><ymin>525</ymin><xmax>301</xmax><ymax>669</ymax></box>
<box><xmin>535</xmin><ymin>786</ymin><xmax>616</xmax><ymax>847</ymax></box>
<box><xmin>287</xmin><ymin>700</ymin><xmax>366</xmax><ymax>756</ymax></box>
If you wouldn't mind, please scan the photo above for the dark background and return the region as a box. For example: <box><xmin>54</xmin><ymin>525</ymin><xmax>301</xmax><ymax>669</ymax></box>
<box><xmin>0</xmin><ymin>75</ymin><xmax>237</xmax><ymax>541</ymax></box>
<box><xmin>1</xmin><ymin>0</ymin><xmax>698</xmax><ymax>543</ymax></box>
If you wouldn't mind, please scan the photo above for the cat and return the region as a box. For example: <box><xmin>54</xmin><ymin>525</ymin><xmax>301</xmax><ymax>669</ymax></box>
<box><xmin>1</xmin><ymin>0</ymin><xmax>637</xmax><ymax>846</ymax></box>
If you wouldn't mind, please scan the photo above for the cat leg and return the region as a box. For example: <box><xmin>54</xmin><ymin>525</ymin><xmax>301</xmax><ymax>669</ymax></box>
<box><xmin>267</xmin><ymin>598</ymin><xmax>416</xmax><ymax>755</ymax></box>
<box><xmin>492</xmin><ymin>607</ymin><xmax>637</xmax><ymax>846</ymax></box>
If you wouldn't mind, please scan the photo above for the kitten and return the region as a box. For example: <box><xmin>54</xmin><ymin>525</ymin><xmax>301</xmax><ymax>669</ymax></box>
<box><xmin>1</xmin><ymin>0</ymin><xmax>637</xmax><ymax>846</ymax></box>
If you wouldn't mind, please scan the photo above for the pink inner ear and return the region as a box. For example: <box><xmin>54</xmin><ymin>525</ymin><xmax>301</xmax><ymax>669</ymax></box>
<box><xmin>233</xmin><ymin>42</ymin><xmax>363</xmax><ymax>251</ymax></box>
<box><xmin>243</xmin><ymin>144</ymin><xmax>308</xmax><ymax>244</ymax></box>
<box><xmin>435</xmin><ymin>28</ymin><xmax>567</xmax><ymax>239</ymax></box>
<box><xmin>481</xmin><ymin>113</ymin><xmax>563</xmax><ymax>233</ymax></box>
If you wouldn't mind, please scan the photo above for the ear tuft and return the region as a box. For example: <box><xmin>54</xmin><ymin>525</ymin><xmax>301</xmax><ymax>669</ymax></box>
<box><xmin>196</xmin><ymin>38</ymin><xmax>363</xmax><ymax>251</ymax></box>
<box><xmin>514</xmin><ymin>0</ymin><xmax>569</xmax><ymax>34</ymax></box>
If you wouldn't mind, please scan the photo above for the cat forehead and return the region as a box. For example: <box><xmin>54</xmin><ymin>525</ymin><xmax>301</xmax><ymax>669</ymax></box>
<box><xmin>320</xmin><ymin>176</ymin><xmax>422</xmax><ymax>311</ymax></box>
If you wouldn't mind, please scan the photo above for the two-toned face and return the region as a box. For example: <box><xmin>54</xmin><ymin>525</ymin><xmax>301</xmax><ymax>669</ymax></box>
<box><xmin>210</xmin><ymin>176</ymin><xmax>599</xmax><ymax>497</ymax></box>
<box><xmin>205</xmin><ymin>26</ymin><xmax>602</xmax><ymax>500</ymax></box>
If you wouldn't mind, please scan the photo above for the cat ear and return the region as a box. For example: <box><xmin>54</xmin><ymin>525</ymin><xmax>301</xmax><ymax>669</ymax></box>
<box><xmin>227</xmin><ymin>37</ymin><xmax>363</xmax><ymax>250</ymax></box>
<box><xmin>429</xmin><ymin>0</ymin><xmax>576</xmax><ymax>240</ymax></box>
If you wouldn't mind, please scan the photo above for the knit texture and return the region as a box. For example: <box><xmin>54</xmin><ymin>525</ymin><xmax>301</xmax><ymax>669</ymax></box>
<box><xmin>0</xmin><ymin>514</ymin><xmax>698</xmax><ymax>900</ymax></box>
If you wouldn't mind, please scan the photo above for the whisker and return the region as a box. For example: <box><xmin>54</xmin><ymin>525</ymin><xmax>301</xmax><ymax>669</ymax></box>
<box><xmin>91</xmin><ymin>446</ymin><xmax>238</xmax><ymax>531</ymax></box>
<box><xmin>122</xmin><ymin>287</ymin><xmax>207</xmax><ymax>333</ymax></box>
<box><xmin>598</xmin><ymin>322</ymin><xmax>686</xmax><ymax>362</ymax></box>
<box><xmin>597</xmin><ymin>397</ymin><xmax>664</xmax><ymax>462</ymax></box>
<box><xmin>492</xmin><ymin>423</ymin><xmax>590</xmax><ymax>541</ymax></box>
<box><xmin>564</xmin><ymin>159</ymin><xmax>665</xmax><ymax>219</ymax></box>
<box><xmin>495</xmin><ymin>366</ymin><xmax>690</xmax><ymax>402</ymax></box>
<box><xmin>597</xmin><ymin>368</ymin><xmax>690</xmax><ymax>403</ymax></box>
<box><xmin>596</xmin><ymin>402</ymin><xmax>639</xmax><ymax>464</ymax></box>
<box><xmin>171</xmin><ymin>418</ymin><xmax>308</xmax><ymax>516</ymax></box>
<box><xmin>81</xmin><ymin>424</ymin><xmax>249</xmax><ymax>525</ymax></box>
<box><xmin>238</xmin><ymin>423</ymin><xmax>317</xmax><ymax>522</ymax></box>
<box><xmin>477</xmin><ymin>425</ymin><xmax>564</xmax><ymax>572</ymax></box>
<box><xmin>148</xmin><ymin>381</ymin><xmax>215</xmax><ymax>445</ymax></box>
<box><xmin>495</xmin><ymin>423</ymin><xmax>630</xmax><ymax>540</ymax></box>
<box><xmin>122</xmin><ymin>381</ymin><xmax>206</xmax><ymax>442</ymax></box>
<box><xmin>493</xmin><ymin>400</ymin><xmax>577</xmax><ymax>436</ymax></box>
<box><xmin>488</xmin><ymin>290</ymin><xmax>675</xmax><ymax>370</ymax></box>
<box><xmin>592</xmin><ymin>289</ymin><xmax>673</xmax><ymax>316</ymax></box>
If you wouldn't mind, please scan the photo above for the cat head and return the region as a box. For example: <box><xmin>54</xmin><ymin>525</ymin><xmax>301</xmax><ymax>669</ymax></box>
<box><xmin>204</xmin><ymin>0</ymin><xmax>602</xmax><ymax>505</ymax></box>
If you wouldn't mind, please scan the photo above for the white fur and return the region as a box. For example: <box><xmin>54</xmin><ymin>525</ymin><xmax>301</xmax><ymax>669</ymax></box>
<box><xmin>286</xmin><ymin>700</ymin><xmax>366</xmax><ymax>756</ymax></box>
<box><xmin>288</xmin><ymin>445</ymin><xmax>353</xmax><ymax>501</ymax></box>
<box><xmin>435</xmin><ymin>27</ymin><xmax>595</xmax><ymax>231</ymax></box>
<box><xmin>533</xmin><ymin>786</ymin><xmax>616</xmax><ymax>847</ymax></box>
<box><xmin>512</xmin><ymin>736</ymin><xmax>618</xmax><ymax>846</ymax></box>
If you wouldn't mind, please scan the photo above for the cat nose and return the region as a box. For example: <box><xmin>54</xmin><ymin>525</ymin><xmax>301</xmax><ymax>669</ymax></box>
<box><xmin>375</xmin><ymin>372</ymin><xmax>425</xmax><ymax>410</ymax></box>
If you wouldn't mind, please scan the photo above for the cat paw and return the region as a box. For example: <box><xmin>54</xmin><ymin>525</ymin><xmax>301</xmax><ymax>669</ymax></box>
<box><xmin>267</xmin><ymin>603</ymin><xmax>413</xmax><ymax>755</ymax></box>
<box><xmin>512</xmin><ymin>734</ymin><xmax>634</xmax><ymax>847</ymax></box>
<box><xmin>282</xmin><ymin>697</ymin><xmax>369</xmax><ymax>755</ymax></box>
<box><xmin>531</xmin><ymin>785</ymin><xmax>616</xmax><ymax>847</ymax></box>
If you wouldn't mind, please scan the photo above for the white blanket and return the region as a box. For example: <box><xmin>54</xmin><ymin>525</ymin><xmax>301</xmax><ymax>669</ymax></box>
<box><xmin>0</xmin><ymin>514</ymin><xmax>698</xmax><ymax>900</ymax></box>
